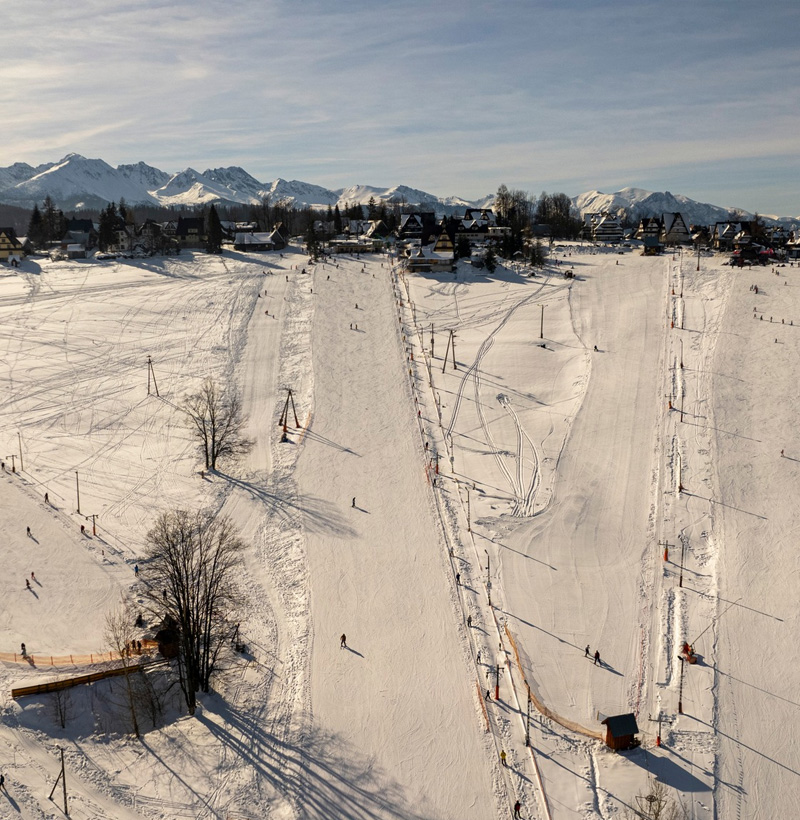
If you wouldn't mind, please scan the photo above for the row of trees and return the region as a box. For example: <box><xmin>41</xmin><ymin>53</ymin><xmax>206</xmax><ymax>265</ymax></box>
<box><xmin>494</xmin><ymin>184</ymin><xmax>583</xmax><ymax>260</ymax></box>
<box><xmin>26</xmin><ymin>196</ymin><xmax>67</xmax><ymax>249</ymax></box>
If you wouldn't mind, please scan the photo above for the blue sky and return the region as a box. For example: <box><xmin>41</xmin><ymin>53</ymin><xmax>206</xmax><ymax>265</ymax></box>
<box><xmin>4</xmin><ymin>0</ymin><xmax>799</xmax><ymax>214</ymax></box>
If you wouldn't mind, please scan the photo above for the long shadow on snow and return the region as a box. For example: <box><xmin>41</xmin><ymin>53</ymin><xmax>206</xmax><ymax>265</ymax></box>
<box><xmin>199</xmin><ymin>698</ymin><xmax>436</xmax><ymax>820</ymax></box>
<box><xmin>218</xmin><ymin>472</ymin><xmax>358</xmax><ymax>539</ymax></box>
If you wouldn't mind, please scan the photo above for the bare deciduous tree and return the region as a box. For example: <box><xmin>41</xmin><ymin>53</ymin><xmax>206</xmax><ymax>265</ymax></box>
<box><xmin>624</xmin><ymin>780</ymin><xmax>687</xmax><ymax>820</ymax></box>
<box><xmin>143</xmin><ymin>509</ymin><xmax>243</xmax><ymax>715</ymax></box>
<box><xmin>105</xmin><ymin>604</ymin><xmax>140</xmax><ymax>738</ymax></box>
<box><xmin>183</xmin><ymin>378</ymin><xmax>252</xmax><ymax>471</ymax></box>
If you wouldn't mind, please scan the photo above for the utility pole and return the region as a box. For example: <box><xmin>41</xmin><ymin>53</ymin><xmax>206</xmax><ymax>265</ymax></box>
<box><xmin>450</xmin><ymin>330</ymin><xmax>457</xmax><ymax>370</ymax></box>
<box><xmin>677</xmin><ymin>655</ymin><xmax>684</xmax><ymax>714</ymax></box>
<box><xmin>17</xmin><ymin>432</ymin><xmax>23</xmax><ymax>471</ymax></box>
<box><xmin>147</xmin><ymin>355</ymin><xmax>160</xmax><ymax>397</ymax></box>
<box><xmin>659</xmin><ymin>540</ymin><xmax>674</xmax><ymax>563</ymax></box>
<box><xmin>7</xmin><ymin>454</ymin><xmax>16</xmax><ymax>473</ymax></box>
<box><xmin>466</xmin><ymin>486</ymin><xmax>471</xmax><ymax>532</ymax></box>
<box><xmin>87</xmin><ymin>513</ymin><xmax>98</xmax><ymax>536</ymax></box>
<box><xmin>679</xmin><ymin>536</ymin><xmax>686</xmax><ymax>587</ymax></box>
<box><xmin>680</xmin><ymin>338</ymin><xmax>684</xmax><ymax>370</ymax></box>
<box><xmin>430</xmin><ymin>324</ymin><xmax>434</xmax><ymax>358</ymax></box>
<box><xmin>525</xmin><ymin>684</ymin><xmax>532</xmax><ymax>746</ymax></box>
<box><xmin>485</xmin><ymin>549</ymin><xmax>491</xmax><ymax>606</ymax></box>
<box><xmin>279</xmin><ymin>389</ymin><xmax>300</xmax><ymax>441</ymax></box>
<box><xmin>540</xmin><ymin>304</ymin><xmax>545</xmax><ymax>339</ymax></box>
<box><xmin>495</xmin><ymin>659</ymin><xmax>501</xmax><ymax>701</ymax></box>
<box><xmin>75</xmin><ymin>471</ymin><xmax>81</xmax><ymax>515</ymax></box>
<box><xmin>48</xmin><ymin>747</ymin><xmax>68</xmax><ymax>815</ymax></box>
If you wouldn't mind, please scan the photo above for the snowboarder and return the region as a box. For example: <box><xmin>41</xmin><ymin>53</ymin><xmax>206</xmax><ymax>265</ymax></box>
<box><xmin>594</xmin><ymin>649</ymin><xmax>600</xmax><ymax>666</ymax></box>
<box><xmin>585</xmin><ymin>644</ymin><xmax>590</xmax><ymax>657</ymax></box>
<box><xmin>340</xmin><ymin>633</ymin><xmax>347</xmax><ymax>649</ymax></box>
<box><xmin>514</xmin><ymin>800</ymin><xmax>522</xmax><ymax>818</ymax></box>
<box><xmin>500</xmin><ymin>749</ymin><xmax>507</xmax><ymax>767</ymax></box>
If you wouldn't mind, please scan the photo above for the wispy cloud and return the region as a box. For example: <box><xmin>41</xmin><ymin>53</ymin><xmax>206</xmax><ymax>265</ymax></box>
<box><xmin>3</xmin><ymin>0</ymin><xmax>799</xmax><ymax>213</ymax></box>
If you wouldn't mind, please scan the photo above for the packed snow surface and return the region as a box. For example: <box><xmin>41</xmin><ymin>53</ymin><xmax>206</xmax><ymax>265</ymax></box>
<box><xmin>0</xmin><ymin>243</ymin><xmax>798</xmax><ymax>819</ymax></box>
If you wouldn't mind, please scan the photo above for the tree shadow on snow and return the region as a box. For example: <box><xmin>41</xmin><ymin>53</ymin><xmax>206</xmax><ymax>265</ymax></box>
<box><xmin>218</xmin><ymin>472</ymin><xmax>358</xmax><ymax>539</ymax></box>
<box><xmin>197</xmin><ymin>698</ymin><xmax>436</xmax><ymax>820</ymax></box>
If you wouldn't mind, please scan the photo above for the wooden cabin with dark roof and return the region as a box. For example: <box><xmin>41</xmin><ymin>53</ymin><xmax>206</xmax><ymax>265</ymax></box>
<box><xmin>600</xmin><ymin>713</ymin><xmax>640</xmax><ymax>751</ymax></box>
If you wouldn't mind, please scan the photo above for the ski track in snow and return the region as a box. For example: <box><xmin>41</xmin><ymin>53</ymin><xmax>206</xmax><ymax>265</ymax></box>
<box><xmin>2</xmin><ymin>246</ymin><xmax>798</xmax><ymax>819</ymax></box>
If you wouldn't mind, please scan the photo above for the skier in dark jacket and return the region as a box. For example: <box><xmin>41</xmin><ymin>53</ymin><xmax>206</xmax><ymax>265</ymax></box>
<box><xmin>340</xmin><ymin>633</ymin><xmax>347</xmax><ymax>649</ymax></box>
<box><xmin>594</xmin><ymin>649</ymin><xmax>600</xmax><ymax>666</ymax></box>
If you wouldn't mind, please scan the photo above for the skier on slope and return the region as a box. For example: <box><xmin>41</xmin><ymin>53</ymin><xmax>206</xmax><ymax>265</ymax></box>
<box><xmin>340</xmin><ymin>634</ymin><xmax>347</xmax><ymax>649</ymax></box>
<box><xmin>594</xmin><ymin>649</ymin><xmax>600</xmax><ymax>666</ymax></box>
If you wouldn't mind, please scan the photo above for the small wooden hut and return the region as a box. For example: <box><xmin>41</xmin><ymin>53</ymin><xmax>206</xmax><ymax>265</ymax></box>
<box><xmin>601</xmin><ymin>713</ymin><xmax>640</xmax><ymax>751</ymax></box>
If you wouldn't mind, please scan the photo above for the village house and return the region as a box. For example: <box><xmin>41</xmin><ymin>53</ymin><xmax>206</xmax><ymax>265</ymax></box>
<box><xmin>584</xmin><ymin>212</ymin><xmax>623</xmax><ymax>243</ymax></box>
<box><xmin>405</xmin><ymin>218</ymin><xmax>455</xmax><ymax>273</ymax></box>
<box><xmin>175</xmin><ymin>216</ymin><xmax>205</xmax><ymax>249</ymax></box>
<box><xmin>233</xmin><ymin>232</ymin><xmax>276</xmax><ymax>252</ymax></box>
<box><xmin>660</xmin><ymin>212</ymin><xmax>691</xmax><ymax>245</ymax></box>
<box><xmin>455</xmin><ymin>208</ymin><xmax>496</xmax><ymax>244</ymax></box>
<box><xmin>0</xmin><ymin>227</ymin><xmax>24</xmax><ymax>263</ymax></box>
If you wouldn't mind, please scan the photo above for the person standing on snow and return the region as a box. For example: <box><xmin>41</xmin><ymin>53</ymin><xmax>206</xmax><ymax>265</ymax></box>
<box><xmin>514</xmin><ymin>800</ymin><xmax>522</xmax><ymax>818</ymax></box>
<box><xmin>594</xmin><ymin>649</ymin><xmax>600</xmax><ymax>666</ymax></box>
<box><xmin>340</xmin><ymin>634</ymin><xmax>347</xmax><ymax>649</ymax></box>
<box><xmin>585</xmin><ymin>644</ymin><xmax>590</xmax><ymax>657</ymax></box>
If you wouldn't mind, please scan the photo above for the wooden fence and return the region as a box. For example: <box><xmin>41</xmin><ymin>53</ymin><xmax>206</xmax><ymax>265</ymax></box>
<box><xmin>11</xmin><ymin>658</ymin><xmax>155</xmax><ymax>699</ymax></box>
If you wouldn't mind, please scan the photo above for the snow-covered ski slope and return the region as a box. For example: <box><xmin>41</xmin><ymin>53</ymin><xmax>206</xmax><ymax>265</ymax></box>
<box><xmin>0</xmin><ymin>243</ymin><xmax>797</xmax><ymax>819</ymax></box>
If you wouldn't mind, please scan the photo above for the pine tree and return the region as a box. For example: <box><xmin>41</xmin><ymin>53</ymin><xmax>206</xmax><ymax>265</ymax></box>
<box><xmin>305</xmin><ymin>223</ymin><xmax>321</xmax><ymax>260</ymax></box>
<box><xmin>333</xmin><ymin>205</ymin><xmax>343</xmax><ymax>236</ymax></box>
<box><xmin>484</xmin><ymin>246</ymin><xmax>497</xmax><ymax>273</ymax></box>
<box><xmin>206</xmin><ymin>204</ymin><xmax>223</xmax><ymax>254</ymax></box>
<box><xmin>26</xmin><ymin>204</ymin><xmax>44</xmax><ymax>249</ymax></box>
<box><xmin>98</xmin><ymin>202</ymin><xmax>119</xmax><ymax>251</ymax></box>
<box><xmin>41</xmin><ymin>195</ymin><xmax>64</xmax><ymax>246</ymax></box>
<box><xmin>530</xmin><ymin>239</ymin><xmax>546</xmax><ymax>267</ymax></box>
<box><xmin>456</xmin><ymin>235</ymin><xmax>471</xmax><ymax>260</ymax></box>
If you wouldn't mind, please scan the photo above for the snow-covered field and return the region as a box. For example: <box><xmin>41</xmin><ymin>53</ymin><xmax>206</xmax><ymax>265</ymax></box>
<box><xmin>0</xmin><ymin>242</ymin><xmax>797</xmax><ymax>819</ymax></box>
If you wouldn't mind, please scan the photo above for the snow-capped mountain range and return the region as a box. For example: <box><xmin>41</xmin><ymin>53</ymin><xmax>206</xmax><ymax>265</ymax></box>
<box><xmin>573</xmin><ymin>188</ymin><xmax>796</xmax><ymax>228</ymax></box>
<box><xmin>0</xmin><ymin>154</ymin><xmax>480</xmax><ymax>214</ymax></box>
<box><xmin>0</xmin><ymin>154</ymin><xmax>794</xmax><ymax>225</ymax></box>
